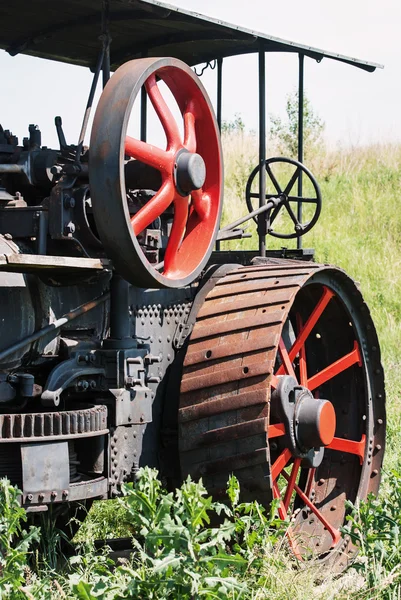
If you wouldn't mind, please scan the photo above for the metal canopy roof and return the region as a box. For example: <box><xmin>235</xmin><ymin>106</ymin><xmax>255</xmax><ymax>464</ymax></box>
<box><xmin>0</xmin><ymin>0</ymin><xmax>382</xmax><ymax>73</ymax></box>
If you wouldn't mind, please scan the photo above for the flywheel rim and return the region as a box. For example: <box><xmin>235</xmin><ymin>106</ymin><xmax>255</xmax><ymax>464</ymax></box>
<box><xmin>89</xmin><ymin>57</ymin><xmax>223</xmax><ymax>289</ymax></box>
<box><xmin>178</xmin><ymin>261</ymin><xmax>385</xmax><ymax>567</ymax></box>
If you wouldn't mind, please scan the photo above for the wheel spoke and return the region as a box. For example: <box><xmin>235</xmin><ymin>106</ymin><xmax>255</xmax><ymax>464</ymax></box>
<box><xmin>283</xmin><ymin>458</ymin><xmax>301</xmax><ymax>511</ymax></box>
<box><xmin>163</xmin><ymin>193</ymin><xmax>189</xmax><ymax>276</ymax></box>
<box><xmin>184</xmin><ymin>101</ymin><xmax>197</xmax><ymax>153</ymax></box>
<box><xmin>278</xmin><ymin>337</ymin><xmax>297</xmax><ymax>380</ymax></box>
<box><xmin>327</xmin><ymin>434</ymin><xmax>366</xmax><ymax>465</ymax></box>
<box><xmin>304</xmin><ymin>467</ymin><xmax>316</xmax><ymax>499</ymax></box>
<box><xmin>131</xmin><ymin>180</ymin><xmax>174</xmax><ymax>235</ymax></box>
<box><xmin>281</xmin><ymin>470</ymin><xmax>341</xmax><ymax>547</ymax></box>
<box><xmin>307</xmin><ymin>341</ymin><xmax>362</xmax><ymax>391</ymax></box>
<box><xmin>283</xmin><ymin>167</ymin><xmax>300</xmax><ymax>196</ymax></box>
<box><xmin>296</xmin><ymin>314</ymin><xmax>308</xmax><ymax>386</ymax></box>
<box><xmin>276</xmin><ymin>286</ymin><xmax>334</xmax><ymax>376</ymax></box>
<box><xmin>271</xmin><ymin>447</ymin><xmax>292</xmax><ymax>481</ymax></box>
<box><xmin>272</xmin><ymin>481</ymin><xmax>303</xmax><ymax>560</ymax></box>
<box><xmin>268</xmin><ymin>203</ymin><xmax>282</xmax><ymax>227</ymax></box>
<box><xmin>265</xmin><ymin>164</ymin><xmax>282</xmax><ymax>194</ymax></box>
<box><xmin>287</xmin><ymin>196</ymin><xmax>318</xmax><ymax>204</ymax></box>
<box><xmin>283</xmin><ymin>199</ymin><xmax>300</xmax><ymax>228</ymax></box>
<box><xmin>191</xmin><ymin>188</ymin><xmax>211</xmax><ymax>221</ymax></box>
<box><xmin>125</xmin><ymin>136</ymin><xmax>171</xmax><ymax>173</ymax></box>
<box><xmin>145</xmin><ymin>74</ymin><xmax>182</xmax><ymax>149</ymax></box>
<box><xmin>249</xmin><ymin>192</ymin><xmax>279</xmax><ymax>200</ymax></box>
<box><xmin>268</xmin><ymin>422</ymin><xmax>286</xmax><ymax>438</ymax></box>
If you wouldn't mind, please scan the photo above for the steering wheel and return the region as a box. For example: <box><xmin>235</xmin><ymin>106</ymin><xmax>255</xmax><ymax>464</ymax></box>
<box><xmin>245</xmin><ymin>157</ymin><xmax>322</xmax><ymax>239</ymax></box>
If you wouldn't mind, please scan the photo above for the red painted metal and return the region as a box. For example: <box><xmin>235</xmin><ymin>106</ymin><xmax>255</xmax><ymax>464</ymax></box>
<box><xmin>296</xmin><ymin>313</ymin><xmax>308</xmax><ymax>386</ymax></box>
<box><xmin>281</xmin><ymin>470</ymin><xmax>341</xmax><ymax>546</ymax></box>
<box><xmin>121</xmin><ymin>62</ymin><xmax>223</xmax><ymax>282</ymax></box>
<box><xmin>307</xmin><ymin>341</ymin><xmax>362</xmax><ymax>391</ymax></box>
<box><xmin>271</xmin><ymin>447</ymin><xmax>292</xmax><ymax>481</ymax></box>
<box><xmin>328</xmin><ymin>434</ymin><xmax>366</xmax><ymax>465</ymax></box>
<box><xmin>278</xmin><ymin>337</ymin><xmax>297</xmax><ymax>380</ymax></box>
<box><xmin>283</xmin><ymin>458</ymin><xmax>301</xmax><ymax>511</ymax></box>
<box><xmin>268</xmin><ymin>422</ymin><xmax>286</xmax><ymax>438</ymax></box>
<box><xmin>276</xmin><ymin>286</ymin><xmax>334</xmax><ymax>376</ymax></box>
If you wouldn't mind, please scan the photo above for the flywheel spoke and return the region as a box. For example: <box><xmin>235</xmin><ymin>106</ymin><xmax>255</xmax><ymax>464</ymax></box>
<box><xmin>276</xmin><ymin>286</ymin><xmax>334</xmax><ymax>376</ymax></box>
<box><xmin>125</xmin><ymin>136</ymin><xmax>171</xmax><ymax>172</ymax></box>
<box><xmin>191</xmin><ymin>188</ymin><xmax>211</xmax><ymax>221</ymax></box>
<box><xmin>307</xmin><ymin>341</ymin><xmax>362</xmax><ymax>391</ymax></box>
<box><xmin>183</xmin><ymin>102</ymin><xmax>197</xmax><ymax>153</ymax></box>
<box><xmin>163</xmin><ymin>194</ymin><xmax>189</xmax><ymax>276</ymax></box>
<box><xmin>131</xmin><ymin>179</ymin><xmax>174</xmax><ymax>235</ymax></box>
<box><xmin>145</xmin><ymin>74</ymin><xmax>182</xmax><ymax>148</ymax></box>
<box><xmin>327</xmin><ymin>434</ymin><xmax>366</xmax><ymax>465</ymax></box>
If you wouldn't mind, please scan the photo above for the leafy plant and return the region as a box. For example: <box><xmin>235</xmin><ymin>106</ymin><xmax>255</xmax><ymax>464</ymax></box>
<box><xmin>0</xmin><ymin>479</ymin><xmax>39</xmax><ymax>599</ymax></box>
<box><xmin>270</xmin><ymin>90</ymin><xmax>324</xmax><ymax>160</ymax></box>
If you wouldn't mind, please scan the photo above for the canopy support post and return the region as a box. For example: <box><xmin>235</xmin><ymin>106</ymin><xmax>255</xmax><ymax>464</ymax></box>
<box><xmin>215</xmin><ymin>57</ymin><xmax>223</xmax><ymax>251</ymax></box>
<box><xmin>297</xmin><ymin>53</ymin><xmax>304</xmax><ymax>250</ymax></box>
<box><xmin>258</xmin><ymin>46</ymin><xmax>267</xmax><ymax>257</ymax></box>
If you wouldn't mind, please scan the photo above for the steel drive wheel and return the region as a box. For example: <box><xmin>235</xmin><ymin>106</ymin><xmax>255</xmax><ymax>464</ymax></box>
<box><xmin>89</xmin><ymin>57</ymin><xmax>223</xmax><ymax>289</ymax></box>
<box><xmin>178</xmin><ymin>261</ymin><xmax>385</xmax><ymax>567</ymax></box>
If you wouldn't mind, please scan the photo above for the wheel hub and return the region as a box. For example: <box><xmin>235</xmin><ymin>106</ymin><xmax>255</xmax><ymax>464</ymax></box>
<box><xmin>175</xmin><ymin>150</ymin><xmax>206</xmax><ymax>195</ymax></box>
<box><xmin>295</xmin><ymin>392</ymin><xmax>336</xmax><ymax>449</ymax></box>
<box><xmin>272</xmin><ymin>375</ymin><xmax>336</xmax><ymax>467</ymax></box>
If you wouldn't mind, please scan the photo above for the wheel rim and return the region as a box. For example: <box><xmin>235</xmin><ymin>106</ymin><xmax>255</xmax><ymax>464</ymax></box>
<box><xmin>178</xmin><ymin>263</ymin><xmax>385</xmax><ymax>566</ymax></box>
<box><xmin>90</xmin><ymin>57</ymin><xmax>223</xmax><ymax>289</ymax></box>
<box><xmin>245</xmin><ymin>157</ymin><xmax>322</xmax><ymax>239</ymax></box>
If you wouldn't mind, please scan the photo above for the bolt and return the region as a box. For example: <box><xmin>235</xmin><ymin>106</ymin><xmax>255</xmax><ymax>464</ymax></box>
<box><xmin>375</xmin><ymin>444</ymin><xmax>382</xmax><ymax>451</ymax></box>
<box><xmin>372</xmin><ymin>469</ymin><xmax>379</xmax><ymax>476</ymax></box>
<box><xmin>64</xmin><ymin>196</ymin><xmax>76</xmax><ymax>209</ymax></box>
<box><xmin>38</xmin><ymin>493</ymin><xmax>44</xmax><ymax>502</ymax></box>
<box><xmin>377</xmin><ymin>418</ymin><xmax>383</xmax><ymax>425</ymax></box>
<box><xmin>64</xmin><ymin>221</ymin><xmax>75</xmax><ymax>235</ymax></box>
<box><xmin>318</xmin><ymin>478</ymin><xmax>325</xmax><ymax>485</ymax></box>
<box><xmin>270</xmin><ymin>442</ymin><xmax>278</xmax><ymax>451</ymax></box>
<box><xmin>51</xmin><ymin>491</ymin><xmax>57</xmax><ymax>500</ymax></box>
<box><xmin>330</xmin><ymin>505</ymin><xmax>337</xmax><ymax>511</ymax></box>
<box><xmin>27</xmin><ymin>494</ymin><xmax>33</xmax><ymax>502</ymax></box>
<box><xmin>89</xmin><ymin>380</ymin><xmax>97</xmax><ymax>389</ymax></box>
<box><xmin>62</xmin><ymin>490</ymin><xmax>69</xmax><ymax>499</ymax></box>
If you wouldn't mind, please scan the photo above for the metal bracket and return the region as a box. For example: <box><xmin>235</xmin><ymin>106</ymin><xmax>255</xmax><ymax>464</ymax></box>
<box><xmin>41</xmin><ymin>354</ymin><xmax>105</xmax><ymax>407</ymax></box>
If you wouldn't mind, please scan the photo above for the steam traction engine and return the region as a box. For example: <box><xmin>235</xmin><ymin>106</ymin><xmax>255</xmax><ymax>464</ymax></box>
<box><xmin>0</xmin><ymin>0</ymin><xmax>385</xmax><ymax>565</ymax></box>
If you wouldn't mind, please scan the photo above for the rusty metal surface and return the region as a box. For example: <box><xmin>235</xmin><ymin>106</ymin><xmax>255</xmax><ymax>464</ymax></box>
<box><xmin>178</xmin><ymin>259</ymin><xmax>386</xmax><ymax>564</ymax></box>
<box><xmin>0</xmin><ymin>404</ymin><xmax>108</xmax><ymax>442</ymax></box>
<box><xmin>179</xmin><ymin>260</ymin><xmax>312</xmax><ymax>505</ymax></box>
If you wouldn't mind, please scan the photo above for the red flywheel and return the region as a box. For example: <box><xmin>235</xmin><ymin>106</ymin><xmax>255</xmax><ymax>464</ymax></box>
<box><xmin>90</xmin><ymin>57</ymin><xmax>223</xmax><ymax>288</ymax></box>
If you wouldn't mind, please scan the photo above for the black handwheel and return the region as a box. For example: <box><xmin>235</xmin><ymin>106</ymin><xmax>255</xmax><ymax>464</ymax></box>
<box><xmin>245</xmin><ymin>157</ymin><xmax>322</xmax><ymax>239</ymax></box>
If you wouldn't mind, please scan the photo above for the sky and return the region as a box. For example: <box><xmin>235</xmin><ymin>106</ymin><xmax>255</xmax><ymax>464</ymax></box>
<box><xmin>1</xmin><ymin>0</ymin><xmax>400</xmax><ymax>149</ymax></box>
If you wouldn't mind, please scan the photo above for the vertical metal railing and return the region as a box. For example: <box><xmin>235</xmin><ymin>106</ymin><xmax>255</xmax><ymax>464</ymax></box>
<box><xmin>258</xmin><ymin>47</ymin><xmax>266</xmax><ymax>257</ymax></box>
<box><xmin>297</xmin><ymin>53</ymin><xmax>305</xmax><ymax>250</ymax></box>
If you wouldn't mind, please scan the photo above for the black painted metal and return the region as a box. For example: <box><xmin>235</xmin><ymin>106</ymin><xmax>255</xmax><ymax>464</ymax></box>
<box><xmin>258</xmin><ymin>47</ymin><xmax>266</xmax><ymax>257</ymax></box>
<box><xmin>0</xmin><ymin>0</ymin><xmax>382</xmax><ymax>72</ymax></box>
<box><xmin>101</xmin><ymin>0</ymin><xmax>111</xmax><ymax>88</ymax></box>
<box><xmin>297</xmin><ymin>54</ymin><xmax>305</xmax><ymax>250</ymax></box>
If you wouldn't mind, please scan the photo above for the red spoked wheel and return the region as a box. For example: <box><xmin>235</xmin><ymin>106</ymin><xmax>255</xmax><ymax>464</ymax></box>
<box><xmin>269</xmin><ymin>272</ymin><xmax>385</xmax><ymax>563</ymax></box>
<box><xmin>89</xmin><ymin>57</ymin><xmax>223</xmax><ymax>288</ymax></box>
<box><xmin>178</xmin><ymin>263</ymin><xmax>385</xmax><ymax>568</ymax></box>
